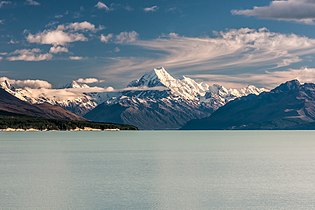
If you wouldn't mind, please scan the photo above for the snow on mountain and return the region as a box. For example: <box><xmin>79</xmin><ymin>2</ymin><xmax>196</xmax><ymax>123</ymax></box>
<box><xmin>182</xmin><ymin>80</ymin><xmax>315</xmax><ymax>130</ymax></box>
<box><xmin>128</xmin><ymin>67</ymin><xmax>266</xmax><ymax>105</ymax></box>
<box><xmin>85</xmin><ymin>67</ymin><xmax>267</xmax><ymax>129</ymax></box>
<box><xmin>0</xmin><ymin>79</ymin><xmax>117</xmax><ymax>116</ymax></box>
<box><xmin>128</xmin><ymin>67</ymin><xmax>208</xmax><ymax>100</ymax></box>
<box><xmin>0</xmin><ymin>67</ymin><xmax>267</xmax><ymax>126</ymax></box>
<box><xmin>64</xmin><ymin>81</ymin><xmax>91</xmax><ymax>89</ymax></box>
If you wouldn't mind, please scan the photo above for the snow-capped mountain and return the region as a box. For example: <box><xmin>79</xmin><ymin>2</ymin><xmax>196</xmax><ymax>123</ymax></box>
<box><xmin>182</xmin><ymin>80</ymin><xmax>315</xmax><ymax>130</ymax></box>
<box><xmin>0</xmin><ymin>67</ymin><xmax>267</xmax><ymax>129</ymax></box>
<box><xmin>85</xmin><ymin>67</ymin><xmax>267</xmax><ymax>129</ymax></box>
<box><xmin>0</xmin><ymin>80</ymin><xmax>115</xmax><ymax>116</ymax></box>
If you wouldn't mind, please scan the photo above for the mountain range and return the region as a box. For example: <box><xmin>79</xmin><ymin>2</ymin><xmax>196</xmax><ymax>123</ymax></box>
<box><xmin>0</xmin><ymin>81</ymin><xmax>136</xmax><ymax>130</ymax></box>
<box><xmin>0</xmin><ymin>67</ymin><xmax>266</xmax><ymax>130</ymax></box>
<box><xmin>182</xmin><ymin>80</ymin><xmax>315</xmax><ymax>130</ymax></box>
<box><xmin>4</xmin><ymin>68</ymin><xmax>315</xmax><ymax>130</ymax></box>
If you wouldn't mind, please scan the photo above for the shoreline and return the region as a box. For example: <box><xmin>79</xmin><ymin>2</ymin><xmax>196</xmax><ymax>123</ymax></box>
<box><xmin>0</xmin><ymin>127</ymin><xmax>120</xmax><ymax>132</ymax></box>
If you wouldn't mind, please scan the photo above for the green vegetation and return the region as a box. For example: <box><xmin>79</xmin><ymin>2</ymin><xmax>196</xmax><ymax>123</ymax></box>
<box><xmin>0</xmin><ymin>111</ymin><xmax>138</xmax><ymax>131</ymax></box>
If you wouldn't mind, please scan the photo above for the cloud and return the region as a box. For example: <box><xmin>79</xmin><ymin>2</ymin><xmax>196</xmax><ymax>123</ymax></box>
<box><xmin>95</xmin><ymin>1</ymin><xmax>110</xmax><ymax>11</ymax></box>
<box><xmin>8</xmin><ymin>39</ymin><xmax>19</xmax><ymax>44</ymax></box>
<box><xmin>49</xmin><ymin>45</ymin><xmax>68</xmax><ymax>54</ymax></box>
<box><xmin>27</xmin><ymin>28</ymin><xmax>87</xmax><ymax>46</ymax></box>
<box><xmin>189</xmin><ymin>67</ymin><xmax>315</xmax><ymax>89</ymax></box>
<box><xmin>76</xmin><ymin>78</ymin><xmax>105</xmax><ymax>84</ymax></box>
<box><xmin>69</xmin><ymin>56</ymin><xmax>84</xmax><ymax>60</ymax></box>
<box><xmin>113</xmin><ymin>47</ymin><xmax>120</xmax><ymax>53</ymax></box>
<box><xmin>232</xmin><ymin>0</ymin><xmax>315</xmax><ymax>24</ymax></box>
<box><xmin>25</xmin><ymin>0</ymin><xmax>40</xmax><ymax>6</ymax></box>
<box><xmin>26</xmin><ymin>21</ymin><xmax>97</xmax><ymax>58</ymax></box>
<box><xmin>67</xmin><ymin>21</ymin><xmax>96</xmax><ymax>31</ymax></box>
<box><xmin>115</xmin><ymin>31</ymin><xmax>139</xmax><ymax>43</ymax></box>
<box><xmin>100</xmin><ymin>34</ymin><xmax>113</xmax><ymax>43</ymax></box>
<box><xmin>0</xmin><ymin>1</ymin><xmax>11</xmax><ymax>8</ymax></box>
<box><xmin>0</xmin><ymin>52</ymin><xmax>7</xmax><ymax>61</ymax></box>
<box><xmin>144</xmin><ymin>5</ymin><xmax>159</xmax><ymax>12</ymax></box>
<box><xmin>0</xmin><ymin>19</ymin><xmax>4</xmax><ymax>24</ymax></box>
<box><xmin>7</xmin><ymin>48</ymin><xmax>52</xmax><ymax>62</ymax></box>
<box><xmin>105</xmin><ymin>28</ymin><xmax>315</xmax><ymax>82</ymax></box>
<box><xmin>0</xmin><ymin>77</ymin><xmax>52</xmax><ymax>89</ymax></box>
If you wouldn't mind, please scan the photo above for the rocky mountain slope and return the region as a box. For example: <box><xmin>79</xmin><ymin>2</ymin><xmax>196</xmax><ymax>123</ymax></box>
<box><xmin>0</xmin><ymin>67</ymin><xmax>266</xmax><ymax>129</ymax></box>
<box><xmin>85</xmin><ymin>67</ymin><xmax>266</xmax><ymax>129</ymax></box>
<box><xmin>0</xmin><ymin>87</ymin><xmax>84</xmax><ymax>121</ymax></box>
<box><xmin>0</xmin><ymin>80</ymin><xmax>113</xmax><ymax>116</ymax></box>
<box><xmin>182</xmin><ymin>80</ymin><xmax>315</xmax><ymax>130</ymax></box>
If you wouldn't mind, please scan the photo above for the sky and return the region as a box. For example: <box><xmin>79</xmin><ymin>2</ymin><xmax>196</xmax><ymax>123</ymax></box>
<box><xmin>1</xmin><ymin>0</ymin><xmax>315</xmax><ymax>89</ymax></box>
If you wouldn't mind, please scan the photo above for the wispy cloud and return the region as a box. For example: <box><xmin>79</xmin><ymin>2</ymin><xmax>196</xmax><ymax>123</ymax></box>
<box><xmin>0</xmin><ymin>1</ymin><xmax>11</xmax><ymax>8</ymax></box>
<box><xmin>144</xmin><ymin>5</ymin><xmax>159</xmax><ymax>13</ymax></box>
<box><xmin>190</xmin><ymin>67</ymin><xmax>315</xmax><ymax>89</ymax></box>
<box><xmin>95</xmin><ymin>1</ymin><xmax>110</xmax><ymax>11</ymax></box>
<box><xmin>104</xmin><ymin>28</ymin><xmax>315</xmax><ymax>82</ymax></box>
<box><xmin>232</xmin><ymin>0</ymin><xmax>315</xmax><ymax>24</ymax></box>
<box><xmin>69</xmin><ymin>56</ymin><xmax>84</xmax><ymax>60</ymax></box>
<box><xmin>8</xmin><ymin>39</ymin><xmax>19</xmax><ymax>44</ymax></box>
<box><xmin>7</xmin><ymin>48</ymin><xmax>52</xmax><ymax>62</ymax></box>
<box><xmin>25</xmin><ymin>0</ymin><xmax>40</xmax><ymax>6</ymax></box>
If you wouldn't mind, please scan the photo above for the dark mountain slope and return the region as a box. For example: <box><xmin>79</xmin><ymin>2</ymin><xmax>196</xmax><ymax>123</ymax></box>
<box><xmin>182</xmin><ymin>80</ymin><xmax>315</xmax><ymax>130</ymax></box>
<box><xmin>0</xmin><ymin>88</ymin><xmax>83</xmax><ymax>121</ymax></box>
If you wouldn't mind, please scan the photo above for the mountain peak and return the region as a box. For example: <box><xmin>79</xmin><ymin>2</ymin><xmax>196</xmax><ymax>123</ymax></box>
<box><xmin>128</xmin><ymin>67</ymin><xmax>176</xmax><ymax>87</ymax></box>
<box><xmin>273</xmin><ymin>79</ymin><xmax>301</xmax><ymax>92</ymax></box>
<box><xmin>64</xmin><ymin>81</ymin><xmax>90</xmax><ymax>89</ymax></box>
<box><xmin>0</xmin><ymin>80</ymin><xmax>13</xmax><ymax>91</ymax></box>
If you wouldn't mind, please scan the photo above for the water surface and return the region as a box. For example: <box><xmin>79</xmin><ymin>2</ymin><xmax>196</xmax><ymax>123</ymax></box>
<box><xmin>1</xmin><ymin>131</ymin><xmax>315</xmax><ymax>210</ymax></box>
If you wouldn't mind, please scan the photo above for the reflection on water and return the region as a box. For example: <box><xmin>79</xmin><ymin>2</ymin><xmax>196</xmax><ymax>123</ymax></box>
<box><xmin>1</xmin><ymin>131</ymin><xmax>315</xmax><ymax>210</ymax></box>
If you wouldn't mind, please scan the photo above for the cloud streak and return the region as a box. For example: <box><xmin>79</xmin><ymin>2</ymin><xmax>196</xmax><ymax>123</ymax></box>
<box><xmin>25</xmin><ymin>0</ymin><xmax>40</xmax><ymax>6</ymax></box>
<box><xmin>0</xmin><ymin>1</ymin><xmax>11</xmax><ymax>8</ymax></box>
<box><xmin>144</xmin><ymin>6</ymin><xmax>159</xmax><ymax>13</ymax></box>
<box><xmin>105</xmin><ymin>28</ymin><xmax>315</xmax><ymax>81</ymax></box>
<box><xmin>189</xmin><ymin>67</ymin><xmax>315</xmax><ymax>89</ymax></box>
<box><xmin>95</xmin><ymin>1</ymin><xmax>110</xmax><ymax>11</ymax></box>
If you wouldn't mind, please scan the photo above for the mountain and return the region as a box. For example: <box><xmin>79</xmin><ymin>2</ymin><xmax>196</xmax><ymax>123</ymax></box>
<box><xmin>0</xmin><ymin>86</ymin><xmax>137</xmax><ymax>130</ymax></box>
<box><xmin>0</xmin><ymin>67</ymin><xmax>266</xmax><ymax>129</ymax></box>
<box><xmin>182</xmin><ymin>80</ymin><xmax>315</xmax><ymax>130</ymax></box>
<box><xmin>85</xmin><ymin>67</ymin><xmax>266</xmax><ymax>129</ymax></box>
<box><xmin>0</xmin><ymin>80</ymin><xmax>114</xmax><ymax>116</ymax></box>
<box><xmin>0</xmin><ymin>87</ymin><xmax>83</xmax><ymax>121</ymax></box>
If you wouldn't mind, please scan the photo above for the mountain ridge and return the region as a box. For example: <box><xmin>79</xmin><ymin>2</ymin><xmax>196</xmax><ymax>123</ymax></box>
<box><xmin>85</xmin><ymin>68</ymin><xmax>267</xmax><ymax>129</ymax></box>
<box><xmin>0</xmin><ymin>67</ymin><xmax>267</xmax><ymax>130</ymax></box>
<box><xmin>182</xmin><ymin>80</ymin><xmax>315</xmax><ymax>130</ymax></box>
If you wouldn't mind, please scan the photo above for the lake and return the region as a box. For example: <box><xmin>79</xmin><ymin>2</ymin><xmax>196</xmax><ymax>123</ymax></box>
<box><xmin>1</xmin><ymin>131</ymin><xmax>315</xmax><ymax>210</ymax></box>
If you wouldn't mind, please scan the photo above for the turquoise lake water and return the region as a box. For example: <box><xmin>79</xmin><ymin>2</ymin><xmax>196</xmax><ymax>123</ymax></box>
<box><xmin>1</xmin><ymin>131</ymin><xmax>315</xmax><ymax>210</ymax></box>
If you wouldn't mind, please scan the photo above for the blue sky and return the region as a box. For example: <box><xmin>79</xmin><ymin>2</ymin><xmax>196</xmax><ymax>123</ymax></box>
<box><xmin>1</xmin><ymin>0</ymin><xmax>315</xmax><ymax>88</ymax></box>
